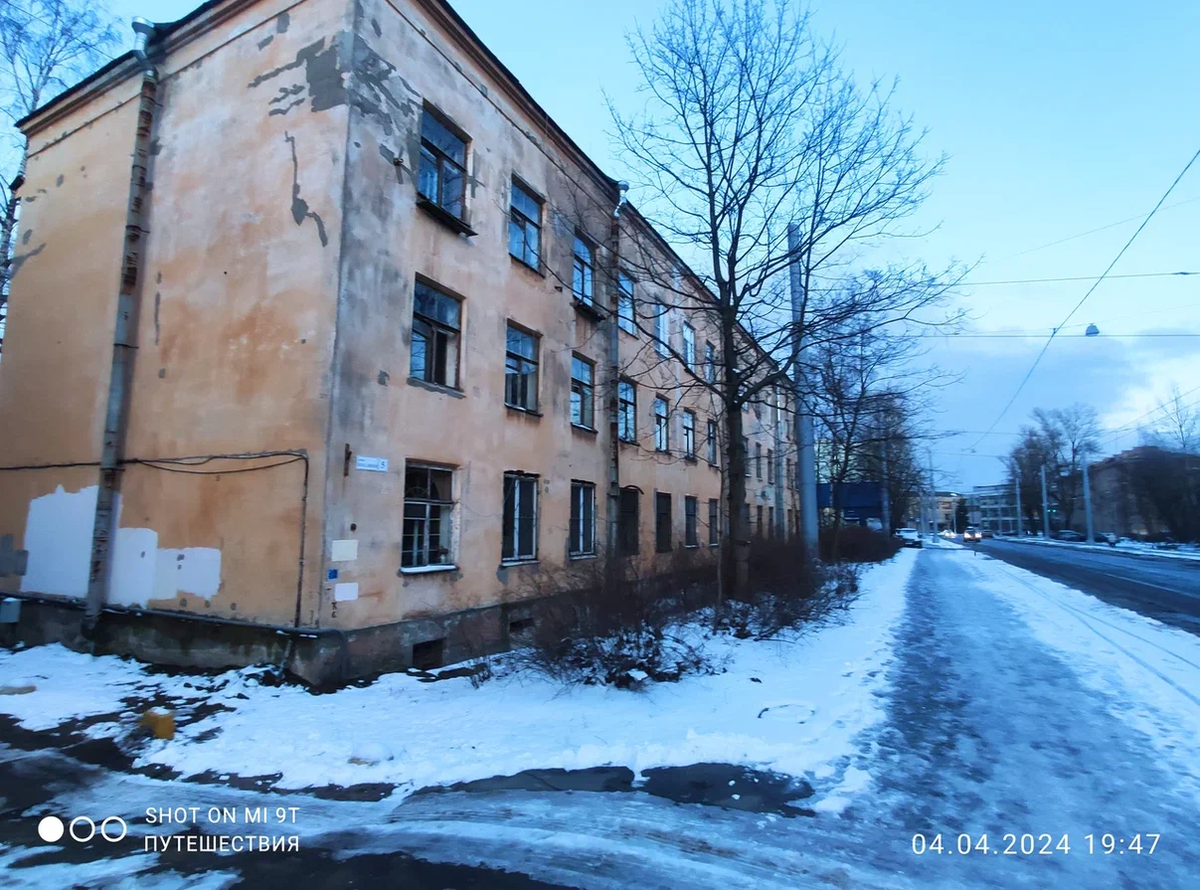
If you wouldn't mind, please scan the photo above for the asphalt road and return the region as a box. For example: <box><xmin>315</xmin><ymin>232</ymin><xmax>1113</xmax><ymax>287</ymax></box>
<box><xmin>977</xmin><ymin>539</ymin><xmax>1200</xmax><ymax>634</ymax></box>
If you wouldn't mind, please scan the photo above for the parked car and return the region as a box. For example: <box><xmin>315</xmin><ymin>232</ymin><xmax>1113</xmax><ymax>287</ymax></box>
<box><xmin>1095</xmin><ymin>532</ymin><xmax>1118</xmax><ymax>546</ymax></box>
<box><xmin>940</xmin><ymin>529</ymin><xmax>955</xmax><ymax>538</ymax></box>
<box><xmin>963</xmin><ymin>527</ymin><xmax>981</xmax><ymax>542</ymax></box>
<box><xmin>895</xmin><ymin>527</ymin><xmax>923</xmax><ymax>548</ymax></box>
<box><xmin>981</xmin><ymin>529</ymin><xmax>994</xmax><ymax>539</ymax></box>
<box><xmin>1054</xmin><ymin>530</ymin><xmax>1087</xmax><ymax>542</ymax></box>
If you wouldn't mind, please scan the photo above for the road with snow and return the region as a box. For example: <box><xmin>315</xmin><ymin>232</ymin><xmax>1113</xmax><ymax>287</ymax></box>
<box><xmin>978</xmin><ymin>538</ymin><xmax>1200</xmax><ymax>633</ymax></box>
<box><xmin>3</xmin><ymin>547</ymin><xmax>1200</xmax><ymax>888</ymax></box>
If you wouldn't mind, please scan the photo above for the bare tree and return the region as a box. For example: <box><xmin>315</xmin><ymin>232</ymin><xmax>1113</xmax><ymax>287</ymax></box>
<box><xmin>0</xmin><ymin>0</ymin><xmax>119</xmax><ymax>352</ymax></box>
<box><xmin>1143</xmin><ymin>384</ymin><xmax>1199</xmax><ymax>454</ymax></box>
<box><xmin>611</xmin><ymin>0</ymin><xmax>961</xmax><ymax>600</ymax></box>
<box><xmin>1033</xmin><ymin>403</ymin><xmax>1099</xmax><ymax>530</ymax></box>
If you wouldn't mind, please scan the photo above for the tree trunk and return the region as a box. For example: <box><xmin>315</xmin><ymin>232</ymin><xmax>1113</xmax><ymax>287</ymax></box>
<box><xmin>724</xmin><ymin>400</ymin><xmax>748</xmax><ymax>603</ymax></box>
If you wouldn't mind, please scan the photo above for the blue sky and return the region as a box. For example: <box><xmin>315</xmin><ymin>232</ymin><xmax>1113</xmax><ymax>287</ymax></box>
<box><xmin>107</xmin><ymin>0</ymin><xmax>1200</xmax><ymax>488</ymax></box>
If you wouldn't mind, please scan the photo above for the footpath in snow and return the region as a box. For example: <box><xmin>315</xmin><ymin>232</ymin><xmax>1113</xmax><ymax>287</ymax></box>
<box><xmin>0</xmin><ymin>551</ymin><xmax>917</xmax><ymax>804</ymax></box>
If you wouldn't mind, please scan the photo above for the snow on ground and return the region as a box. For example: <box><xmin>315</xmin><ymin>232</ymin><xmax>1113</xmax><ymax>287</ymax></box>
<box><xmin>0</xmin><ymin>551</ymin><xmax>916</xmax><ymax>801</ymax></box>
<box><xmin>1014</xmin><ymin>535</ymin><xmax>1200</xmax><ymax>561</ymax></box>
<box><xmin>965</xmin><ymin>552</ymin><xmax>1200</xmax><ymax>799</ymax></box>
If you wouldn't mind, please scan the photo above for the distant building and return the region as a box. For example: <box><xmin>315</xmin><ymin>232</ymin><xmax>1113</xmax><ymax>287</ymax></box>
<box><xmin>933</xmin><ymin>490</ymin><xmax>961</xmax><ymax>532</ymax></box>
<box><xmin>968</xmin><ymin>483</ymin><xmax>1019</xmax><ymax>535</ymax></box>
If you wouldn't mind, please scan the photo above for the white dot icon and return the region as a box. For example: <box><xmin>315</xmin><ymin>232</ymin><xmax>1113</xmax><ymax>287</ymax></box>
<box><xmin>38</xmin><ymin>816</ymin><xmax>65</xmax><ymax>843</ymax></box>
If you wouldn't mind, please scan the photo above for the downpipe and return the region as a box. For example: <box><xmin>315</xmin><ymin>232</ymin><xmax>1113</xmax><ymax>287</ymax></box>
<box><xmin>84</xmin><ymin>18</ymin><xmax>160</xmax><ymax>635</ymax></box>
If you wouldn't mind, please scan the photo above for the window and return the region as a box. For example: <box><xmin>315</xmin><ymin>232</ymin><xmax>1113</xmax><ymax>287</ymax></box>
<box><xmin>786</xmin><ymin>458</ymin><xmax>793</xmax><ymax>489</ymax></box>
<box><xmin>684</xmin><ymin>496</ymin><xmax>698</xmax><ymax>547</ymax></box>
<box><xmin>570</xmin><ymin>481</ymin><xmax>596</xmax><ymax>557</ymax></box>
<box><xmin>655</xmin><ymin>492</ymin><xmax>672</xmax><ymax>552</ymax></box>
<box><xmin>704</xmin><ymin>342</ymin><xmax>716</xmax><ymax>383</ymax></box>
<box><xmin>618</xmin><ymin>272</ymin><xmax>636</xmax><ymax>334</ymax></box>
<box><xmin>767</xmin><ymin>449</ymin><xmax>774</xmax><ymax>484</ymax></box>
<box><xmin>508</xmin><ymin>180</ymin><xmax>541</xmax><ymax>268</ymax></box>
<box><xmin>682</xmin><ymin>323</ymin><xmax>695</xmax><ymax>369</ymax></box>
<box><xmin>707</xmin><ymin>420</ymin><xmax>717</xmax><ymax>463</ymax></box>
<box><xmin>502</xmin><ymin>472</ymin><xmax>538</xmax><ymax>563</ymax></box>
<box><xmin>654</xmin><ymin>397</ymin><xmax>669</xmax><ymax>452</ymax></box>
<box><xmin>755</xmin><ymin>443</ymin><xmax>763</xmax><ymax>480</ymax></box>
<box><xmin>743</xmin><ymin>437</ymin><xmax>751</xmax><ymax>476</ymax></box>
<box><xmin>768</xmin><ymin>506</ymin><xmax>775</xmax><ymax>538</ymax></box>
<box><xmin>618</xmin><ymin>487</ymin><xmax>640</xmax><ymax>555</ymax></box>
<box><xmin>654</xmin><ymin>303</ymin><xmax>669</xmax><ymax>356</ymax></box>
<box><xmin>756</xmin><ymin>505</ymin><xmax>764</xmax><ymax>537</ymax></box>
<box><xmin>572</xmin><ymin>234</ymin><xmax>594</xmax><ymax>304</ymax></box>
<box><xmin>418</xmin><ymin>108</ymin><xmax>466</xmax><ymax>219</ymax></box>
<box><xmin>682</xmin><ymin>410</ymin><xmax>696</xmax><ymax>458</ymax></box>
<box><xmin>402</xmin><ymin>464</ymin><xmax>454</xmax><ymax>568</ymax></box>
<box><xmin>411</xmin><ymin>280</ymin><xmax>461</xmax><ymax>388</ymax></box>
<box><xmin>708</xmin><ymin>499</ymin><xmax>720</xmax><ymax>545</ymax></box>
<box><xmin>504</xmin><ymin>324</ymin><xmax>538</xmax><ymax>411</ymax></box>
<box><xmin>618</xmin><ymin>379</ymin><xmax>637</xmax><ymax>441</ymax></box>
<box><xmin>570</xmin><ymin>356</ymin><xmax>594</xmax><ymax>429</ymax></box>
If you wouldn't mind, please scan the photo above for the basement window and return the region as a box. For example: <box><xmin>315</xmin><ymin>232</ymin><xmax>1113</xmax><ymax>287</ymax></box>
<box><xmin>412</xmin><ymin>637</ymin><xmax>445</xmax><ymax>670</ymax></box>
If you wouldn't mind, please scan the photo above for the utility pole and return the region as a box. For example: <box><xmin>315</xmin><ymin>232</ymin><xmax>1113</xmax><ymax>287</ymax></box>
<box><xmin>1082</xmin><ymin>450</ymin><xmax>1094</xmax><ymax>545</ymax></box>
<box><xmin>879</xmin><ymin>436</ymin><xmax>891</xmax><ymax>535</ymax></box>
<box><xmin>1014</xmin><ymin>478</ymin><xmax>1023</xmax><ymax>537</ymax></box>
<box><xmin>927</xmin><ymin>447</ymin><xmax>936</xmax><ymax>536</ymax></box>
<box><xmin>788</xmin><ymin>223</ymin><xmax>818</xmax><ymax>556</ymax></box>
<box><xmin>1040</xmin><ymin>464</ymin><xmax>1050</xmax><ymax>538</ymax></box>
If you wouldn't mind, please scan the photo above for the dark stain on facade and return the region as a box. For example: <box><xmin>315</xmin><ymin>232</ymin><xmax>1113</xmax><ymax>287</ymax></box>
<box><xmin>21</xmin><ymin>228</ymin><xmax>31</xmax><ymax>245</ymax></box>
<box><xmin>371</xmin><ymin>18</ymin><xmax>382</xmax><ymax>37</ymax></box>
<box><xmin>9</xmin><ymin>243</ymin><xmax>46</xmax><ymax>279</ymax></box>
<box><xmin>149</xmin><ymin>138</ymin><xmax>162</xmax><ymax>156</ymax></box>
<box><xmin>269</xmin><ymin>99</ymin><xmax>305</xmax><ymax>117</ymax></box>
<box><xmin>55</xmin><ymin>175</ymin><xmax>64</xmax><ymax>187</ymax></box>
<box><xmin>377</xmin><ymin>369</ymin><xmax>389</xmax><ymax>386</ymax></box>
<box><xmin>247</xmin><ymin>37</ymin><xmax>344</xmax><ymax>115</ymax></box>
<box><xmin>258</xmin><ymin>35</ymin><xmax>274</xmax><ymax>50</ymax></box>
<box><xmin>283</xmin><ymin>131</ymin><xmax>329</xmax><ymax>248</ymax></box>
<box><xmin>276</xmin><ymin>11</ymin><xmax>290</xmax><ymax>33</ymax></box>
<box><xmin>154</xmin><ymin>292</ymin><xmax>161</xmax><ymax>345</ymax></box>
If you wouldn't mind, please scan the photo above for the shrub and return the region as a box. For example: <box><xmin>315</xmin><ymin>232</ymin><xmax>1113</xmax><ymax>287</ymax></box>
<box><xmin>820</xmin><ymin>525</ymin><xmax>902</xmax><ymax>563</ymax></box>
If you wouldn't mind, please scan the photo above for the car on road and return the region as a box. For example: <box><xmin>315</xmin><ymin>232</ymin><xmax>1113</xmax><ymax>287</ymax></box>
<box><xmin>981</xmin><ymin>529</ymin><xmax>994</xmax><ymax>539</ymax></box>
<box><xmin>963</xmin><ymin>527</ymin><xmax>982</xmax><ymax>542</ymax></box>
<box><xmin>1095</xmin><ymin>532</ymin><xmax>1118</xmax><ymax>545</ymax></box>
<box><xmin>895</xmin><ymin>527</ymin><xmax>923</xmax><ymax>548</ymax></box>
<box><xmin>1055</xmin><ymin>530</ymin><xmax>1087</xmax><ymax>542</ymax></box>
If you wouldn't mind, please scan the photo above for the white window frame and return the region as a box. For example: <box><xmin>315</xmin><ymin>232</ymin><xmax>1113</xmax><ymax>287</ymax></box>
<box><xmin>654</xmin><ymin>397</ymin><xmax>670</xmax><ymax>452</ymax></box>
<box><xmin>654</xmin><ymin>303</ymin><xmax>669</xmax><ymax>357</ymax></box>
<box><xmin>618</xmin><ymin>271</ymin><xmax>636</xmax><ymax>334</ymax></box>
<box><xmin>569</xmin><ymin>481</ymin><xmax>596</xmax><ymax>558</ymax></box>
<box><xmin>402</xmin><ymin>463</ymin><xmax>455</xmax><ymax>570</ymax></box>
<box><xmin>502</xmin><ymin>472</ymin><xmax>539</xmax><ymax>564</ymax></box>
<box><xmin>618</xmin><ymin>379</ymin><xmax>637</xmax><ymax>441</ymax></box>
<box><xmin>682</xmin><ymin>323</ymin><xmax>695</xmax><ymax>369</ymax></box>
<box><xmin>683</xmin><ymin>410</ymin><xmax>696</xmax><ymax>458</ymax></box>
<box><xmin>707</xmin><ymin>420</ymin><xmax>717</xmax><ymax>463</ymax></box>
<box><xmin>704</xmin><ymin>342</ymin><xmax>716</xmax><ymax>383</ymax></box>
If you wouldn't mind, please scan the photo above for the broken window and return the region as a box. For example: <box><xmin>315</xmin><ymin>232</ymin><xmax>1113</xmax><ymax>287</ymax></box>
<box><xmin>504</xmin><ymin>323</ymin><xmax>539</xmax><ymax>411</ymax></box>
<box><xmin>708</xmin><ymin>498</ymin><xmax>720</xmax><ymax>545</ymax></box>
<box><xmin>569</xmin><ymin>481</ymin><xmax>596</xmax><ymax>557</ymax></box>
<box><xmin>573</xmin><ymin>234</ymin><xmax>594</xmax><ymax>304</ymax></box>
<box><xmin>684</xmin><ymin>496</ymin><xmax>698</xmax><ymax>547</ymax></box>
<box><xmin>654</xmin><ymin>397</ymin><xmax>669</xmax><ymax>452</ymax></box>
<box><xmin>682</xmin><ymin>323</ymin><xmax>695</xmax><ymax>369</ymax></box>
<box><xmin>418</xmin><ymin>108</ymin><xmax>467</xmax><ymax>220</ymax></box>
<box><xmin>683</xmin><ymin>410</ymin><xmax>696</xmax><ymax>458</ymax></box>
<box><xmin>411</xmin><ymin>280</ymin><xmax>461</xmax><ymax>388</ymax></box>
<box><xmin>618</xmin><ymin>271</ymin><xmax>636</xmax><ymax>334</ymax></box>
<box><xmin>502</xmin><ymin>472</ymin><xmax>538</xmax><ymax>563</ymax></box>
<box><xmin>618</xmin><ymin>379</ymin><xmax>637</xmax><ymax>441</ymax></box>
<box><xmin>509</xmin><ymin>179</ymin><xmax>541</xmax><ymax>268</ymax></box>
<box><xmin>402</xmin><ymin>464</ymin><xmax>454</xmax><ymax>568</ymax></box>
<box><xmin>655</xmin><ymin>492</ymin><xmax>672</xmax><ymax>553</ymax></box>
<box><xmin>618</xmin><ymin>487</ymin><xmax>640</xmax><ymax>556</ymax></box>
<box><xmin>570</xmin><ymin>355</ymin><xmax>594</xmax><ymax>428</ymax></box>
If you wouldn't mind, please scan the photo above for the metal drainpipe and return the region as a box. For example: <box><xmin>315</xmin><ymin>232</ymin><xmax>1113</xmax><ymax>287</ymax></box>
<box><xmin>84</xmin><ymin>18</ymin><xmax>160</xmax><ymax>630</ymax></box>
<box><xmin>606</xmin><ymin>181</ymin><xmax>629</xmax><ymax>560</ymax></box>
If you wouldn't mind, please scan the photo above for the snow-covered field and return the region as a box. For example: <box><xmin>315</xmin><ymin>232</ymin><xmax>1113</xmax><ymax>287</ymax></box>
<box><xmin>0</xmin><ymin>550</ymin><xmax>917</xmax><ymax>804</ymax></box>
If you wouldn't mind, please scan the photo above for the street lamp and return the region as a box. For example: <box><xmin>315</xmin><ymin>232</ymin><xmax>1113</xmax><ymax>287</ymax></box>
<box><xmin>1085</xmin><ymin>323</ymin><xmax>1100</xmax><ymax>337</ymax></box>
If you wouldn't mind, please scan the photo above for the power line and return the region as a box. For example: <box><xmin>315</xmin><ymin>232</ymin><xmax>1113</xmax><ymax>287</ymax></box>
<box><xmin>926</xmin><ymin>331</ymin><xmax>1200</xmax><ymax>339</ymax></box>
<box><xmin>1094</xmin><ymin>386</ymin><xmax>1200</xmax><ymax>447</ymax></box>
<box><xmin>999</xmin><ymin>195</ymin><xmax>1200</xmax><ymax>260</ymax></box>
<box><xmin>968</xmin><ymin>147</ymin><xmax>1200</xmax><ymax>450</ymax></box>
<box><xmin>963</xmin><ymin>270</ymin><xmax>1198</xmax><ymax>287</ymax></box>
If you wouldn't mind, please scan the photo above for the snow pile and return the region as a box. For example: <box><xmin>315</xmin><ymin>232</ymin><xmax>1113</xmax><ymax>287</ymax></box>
<box><xmin>0</xmin><ymin>551</ymin><xmax>917</xmax><ymax>801</ymax></box>
<box><xmin>965</xmin><ymin>555</ymin><xmax>1200</xmax><ymax>797</ymax></box>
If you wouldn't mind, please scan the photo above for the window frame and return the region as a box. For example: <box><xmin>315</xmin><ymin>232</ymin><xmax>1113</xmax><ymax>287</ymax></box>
<box><xmin>504</xmin><ymin>321</ymin><xmax>539</xmax><ymax>412</ymax></box>
<box><xmin>706</xmin><ymin>419</ymin><xmax>717</xmax><ymax>464</ymax></box>
<box><xmin>654</xmin><ymin>302</ymin><xmax>669</xmax><ymax>357</ymax></box>
<box><xmin>418</xmin><ymin>106</ymin><xmax>468</xmax><ymax>221</ymax></box>
<box><xmin>618</xmin><ymin>487</ymin><xmax>640</xmax><ymax>556</ymax></box>
<box><xmin>684</xmin><ymin>495</ymin><xmax>698</xmax><ymax>547</ymax></box>
<box><xmin>572</xmin><ymin>232</ymin><xmax>595</xmax><ymax>305</ymax></box>
<box><xmin>743</xmin><ymin>437</ymin><xmax>751</xmax><ymax>477</ymax></box>
<box><xmin>402</xmin><ymin>463</ymin><xmax>455</xmax><ymax>570</ymax></box>
<box><xmin>569</xmin><ymin>354</ymin><xmax>596</xmax><ymax>430</ymax></box>
<box><xmin>501</xmin><ymin>471</ymin><xmax>539</xmax><ymax>564</ymax></box>
<box><xmin>618</xmin><ymin>378</ymin><xmax>637</xmax><ymax>442</ymax></box>
<box><xmin>756</xmin><ymin>442</ymin><xmax>763</xmax><ymax>480</ymax></box>
<box><xmin>411</xmin><ymin>278</ymin><xmax>463</xmax><ymax>390</ymax></box>
<box><xmin>704</xmin><ymin>342</ymin><xmax>716</xmax><ymax>384</ymax></box>
<box><xmin>682</xmin><ymin>322</ymin><xmax>695</xmax><ymax>369</ymax></box>
<box><xmin>682</xmin><ymin>409</ymin><xmax>696</xmax><ymax>459</ymax></box>
<box><xmin>508</xmin><ymin>178</ymin><xmax>542</xmax><ymax>270</ymax></box>
<box><xmin>655</xmin><ymin>491</ymin><xmax>672</xmax><ymax>553</ymax></box>
<box><xmin>767</xmin><ymin>448</ymin><xmax>774</xmax><ymax>484</ymax></box>
<box><xmin>617</xmin><ymin>271</ymin><xmax>636</xmax><ymax>334</ymax></box>
<box><xmin>569</xmin><ymin>480</ymin><xmax>597</xmax><ymax>558</ymax></box>
<box><xmin>653</xmin><ymin>396</ymin><xmax>670</xmax><ymax>452</ymax></box>
<box><xmin>708</xmin><ymin>498</ymin><xmax>720</xmax><ymax>546</ymax></box>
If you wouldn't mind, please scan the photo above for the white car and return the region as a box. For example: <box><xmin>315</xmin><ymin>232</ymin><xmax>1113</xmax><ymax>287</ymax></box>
<box><xmin>963</xmin><ymin>527</ymin><xmax>982</xmax><ymax>542</ymax></box>
<box><xmin>895</xmin><ymin>528</ymin><xmax>923</xmax><ymax>548</ymax></box>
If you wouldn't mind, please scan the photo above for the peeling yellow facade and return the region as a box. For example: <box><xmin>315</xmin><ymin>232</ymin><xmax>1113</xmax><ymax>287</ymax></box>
<box><xmin>0</xmin><ymin>0</ymin><xmax>798</xmax><ymax>673</ymax></box>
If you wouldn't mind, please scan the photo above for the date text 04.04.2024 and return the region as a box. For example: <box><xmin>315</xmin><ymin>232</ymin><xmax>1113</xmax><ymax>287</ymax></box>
<box><xmin>911</xmin><ymin>833</ymin><xmax>1161</xmax><ymax>856</ymax></box>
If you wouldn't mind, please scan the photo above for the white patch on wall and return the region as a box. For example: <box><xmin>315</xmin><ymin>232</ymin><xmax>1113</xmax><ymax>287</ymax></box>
<box><xmin>330</xmin><ymin>539</ymin><xmax>358</xmax><ymax>561</ymax></box>
<box><xmin>19</xmin><ymin>484</ymin><xmax>222</xmax><ymax>607</ymax></box>
<box><xmin>334</xmin><ymin>582</ymin><xmax>359</xmax><ymax>602</ymax></box>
